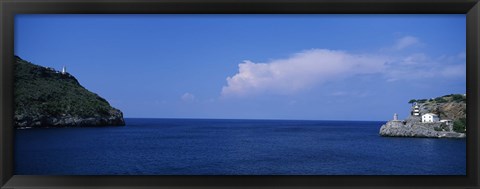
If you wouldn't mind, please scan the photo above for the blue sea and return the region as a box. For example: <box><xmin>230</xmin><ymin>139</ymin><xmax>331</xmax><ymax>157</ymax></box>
<box><xmin>14</xmin><ymin>118</ymin><xmax>466</xmax><ymax>175</ymax></box>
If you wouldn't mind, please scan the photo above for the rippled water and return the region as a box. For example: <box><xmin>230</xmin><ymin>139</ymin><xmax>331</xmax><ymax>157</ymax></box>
<box><xmin>15</xmin><ymin>118</ymin><xmax>466</xmax><ymax>175</ymax></box>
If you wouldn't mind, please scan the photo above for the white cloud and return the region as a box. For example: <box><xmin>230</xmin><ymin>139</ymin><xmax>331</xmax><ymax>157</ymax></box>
<box><xmin>393</xmin><ymin>36</ymin><xmax>420</xmax><ymax>50</ymax></box>
<box><xmin>439</xmin><ymin>64</ymin><xmax>465</xmax><ymax>77</ymax></box>
<box><xmin>221</xmin><ymin>49</ymin><xmax>388</xmax><ymax>97</ymax></box>
<box><xmin>400</xmin><ymin>53</ymin><xmax>427</xmax><ymax>65</ymax></box>
<box><xmin>181</xmin><ymin>92</ymin><xmax>195</xmax><ymax>102</ymax></box>
<box><xmin>385</xmin><ymin>52</ymin><xmax>466</xmax><ymax>82</ymax></box>
<box><xmin>220</xmin><ymin>36</ymin><xmax>465</xmax><ymax>97</ymax></box>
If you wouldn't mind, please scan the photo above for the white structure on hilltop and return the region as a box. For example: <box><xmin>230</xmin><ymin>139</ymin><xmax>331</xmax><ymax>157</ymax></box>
<box><xmin>61</xmin><ymin>66</ymin><xmax>67</xmax><ymax>75</ymax></box>
<box><xmin>422</xmin><ymin>113</ymin><xmax>439</xmax><ymax>123</ymax></box>
<box><xmin>412</xmin><ymin>103</ymin><xmax>420</xmax><ymax>116</ymax></box>
<box><xmin>393</xmin><ymin>113</ymin><xmax>398</xmax><ymax>121</ymax></box>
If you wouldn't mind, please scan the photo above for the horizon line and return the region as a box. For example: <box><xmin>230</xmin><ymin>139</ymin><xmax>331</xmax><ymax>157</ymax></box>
<box><xmin>123</xmin><ymin>117</ymin><xmax>387</xmax><ymax>122</ymax></box>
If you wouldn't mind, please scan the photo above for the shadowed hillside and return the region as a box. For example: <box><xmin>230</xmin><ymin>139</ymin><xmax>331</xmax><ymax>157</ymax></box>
<box><xmin>14</xmin><ymin>56</ymin><xmax>125</xmax><ymax>128</ymax></box>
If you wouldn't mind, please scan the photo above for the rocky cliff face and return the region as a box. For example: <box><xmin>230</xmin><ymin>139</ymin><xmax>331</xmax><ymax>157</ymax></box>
<box><xmin>379</xmin><ymin>120</ymin><xmax>465</xmax><ymax>138</ymax></box>
<box><xmin>14</xmin><ymin>56</ymin><xmax>125</xmax><ymax>128</ymax></box>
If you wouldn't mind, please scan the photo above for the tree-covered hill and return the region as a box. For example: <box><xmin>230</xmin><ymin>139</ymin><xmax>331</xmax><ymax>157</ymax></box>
<box><xmin>14</xmin><ymin>56</ymin><xmax>125</xmax><ymax>128</ymax></box>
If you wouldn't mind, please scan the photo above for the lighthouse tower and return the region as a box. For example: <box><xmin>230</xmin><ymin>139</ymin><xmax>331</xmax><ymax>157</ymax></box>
<box><xmin>412</xmin><ymin>102</ymin><xmax>420</xmax><ymax>116</ymax></box>
<box><xmin>61</xmin><ymin>66</ymin><xmax>67</xmax><ymax>75</ymax></box>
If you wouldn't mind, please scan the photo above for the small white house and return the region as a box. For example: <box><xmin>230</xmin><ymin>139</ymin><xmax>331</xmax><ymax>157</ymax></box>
<box><xmin>422</xmin><ymin>113</ymin><xmax>440</xmax><ymax>123</ymax></box>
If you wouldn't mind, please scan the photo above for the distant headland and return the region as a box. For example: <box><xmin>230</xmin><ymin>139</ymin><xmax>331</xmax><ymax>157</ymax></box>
<box><xmin>379</xmin><ymin>94</ymin><xmax>466</xmax><ymax>138</ymax></box>
<box><xmin>14</xmin><ymin>56</ymin><xmax>125</xmax><ymax>128</ymax></box>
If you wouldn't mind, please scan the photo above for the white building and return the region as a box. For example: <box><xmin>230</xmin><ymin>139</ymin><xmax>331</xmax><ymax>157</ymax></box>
<box><xmin>61</xmin><ymin>66</ymin><xmax>67</xmax><ymax>75</ymax></box>
<box><xmin>422</xmin><ymin>113</ymin><xmax>440</xmax><ymax>123</ymax></box>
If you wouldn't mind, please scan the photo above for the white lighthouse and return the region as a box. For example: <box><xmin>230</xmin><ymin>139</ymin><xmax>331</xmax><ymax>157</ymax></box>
<box><xmin>61</xmin><ymin>66</ymin><xmax>66</xmax><ymax>75</ymax></box>
<box><xmin>412</xmin><ymin>103</ymin><xmax>420</xmax><ymax>116</ymax></box>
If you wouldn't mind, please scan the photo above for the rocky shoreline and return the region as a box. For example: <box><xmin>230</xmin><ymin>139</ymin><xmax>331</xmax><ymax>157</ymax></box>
<box><xmin>15</xmin><ymin>110</ymin><xmax>125</xmax><ymax>129</ymax></box>
<box><xmin>379</xmin><ymin>117</ymin><xmax>465</xmax><ymax>138</ymax></box>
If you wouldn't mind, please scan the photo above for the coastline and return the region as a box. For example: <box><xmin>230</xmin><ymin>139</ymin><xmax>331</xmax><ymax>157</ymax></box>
<box><xmin>379</xmin><ymin>118</ymin><xmax>466</xmax><ymax>139</ymax></box>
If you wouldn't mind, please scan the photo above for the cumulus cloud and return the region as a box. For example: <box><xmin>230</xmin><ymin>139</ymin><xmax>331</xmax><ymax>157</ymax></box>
<box><xmin>393</xmin><ymin>36</ymin><xmax>420</xmax><ymax>50</ymax></box>
<box><xmin>220</xmin><ymin>36</ymin><xmax>465</xmax><ymax>97</ymax></box>
<box><xmin>181</xmin><ymin>92</ymin><xmax>195</xmax><ymax>102</ymax></box>
<box><xmin>221</xmin><ymin>49</ymin><xmax>388</xmax><ymax>97</ymax></box>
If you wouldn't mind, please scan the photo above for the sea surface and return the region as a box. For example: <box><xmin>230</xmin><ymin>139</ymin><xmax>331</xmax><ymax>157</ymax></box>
<box><xmin>15</xmin><ymin>118</ymin><xmax>466</xmax><ymax>175</ymax></box>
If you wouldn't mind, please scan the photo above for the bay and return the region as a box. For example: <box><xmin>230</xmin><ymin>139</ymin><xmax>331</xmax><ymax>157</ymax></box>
<box><xmin>14</xmin><ymin>118</ymin><xmax>466</xmax><ymax>175</ymax></box>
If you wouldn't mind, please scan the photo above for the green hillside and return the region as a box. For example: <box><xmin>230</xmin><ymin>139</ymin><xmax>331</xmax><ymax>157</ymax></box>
<box><xmin>14</xmin><ymin>56</ymin><xmax>125</xmax><ymax>128</ymax></box>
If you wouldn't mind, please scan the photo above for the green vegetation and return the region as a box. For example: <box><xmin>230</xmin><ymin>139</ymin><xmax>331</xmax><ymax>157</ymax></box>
<box><xmin>442</xmin><ymin>93</ymin><xmax>466</xmax><ymax>100</ymax></box>
<box><xmin>411</xmin><ymin>94</ymin><xmax>465</xmax><ymax>104</ymax></box>
<box><xmin>14</xmin><ymin>56</ymin><xmax>118</xmax><ymax>119</ymax></box>
<box><xmin>416</xmin><ymin>99</ymin><xmax>427</xmax><ymax>103</ymax></box>
<box><xmin>451</xmin><ymin>94</ymin><xmax>466</xmax><ymax>102</ymax></box>
<box><xmin>434</xmin><ymin>97</ymin><xmax>448</xmax><ymax>103</ymax></box>
<box><xmin>453</xmin><ymin>118</ymin><xmax>466</xmax><ymax>133</ymax></box>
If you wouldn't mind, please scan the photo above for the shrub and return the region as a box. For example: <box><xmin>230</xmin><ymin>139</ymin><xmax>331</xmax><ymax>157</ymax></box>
<box><xmin>434</xmin><ymin>97</ymin><xmax>448</xmax><ymax>103</ymax></box>
<box><xmin>451</xmin><ymin>94</ymin><xmax>466</xmax><ymax>103</ymax></box>
<box><xmin>416</xmin><ymin>99</ymin><xmax>427</xmax><ymax>103</ymax></box>
<box><xmin>453</xmin><ymin>118</ymin><xmax>466</xmax><ymax>133</ymax></box>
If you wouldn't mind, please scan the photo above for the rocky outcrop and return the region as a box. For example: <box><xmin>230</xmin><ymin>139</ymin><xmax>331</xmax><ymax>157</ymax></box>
<box><xmin>14</xmin><ymin>56</ymin><xmax>125</xmax><ymax>128</ymax></box>
<box><xmin>380</xmin><ymin>94</ymin><xmax>467</xmax><ymax>138</ymax></box>
<box><xmin>15</xmin><ymin>109</ymin><xmax>125</xmax><ymax>128</ymax></box>
<box><xmin>379</xmin><ymin>119</ymin><xmax>465</xmax><ymax>138</ymax></box>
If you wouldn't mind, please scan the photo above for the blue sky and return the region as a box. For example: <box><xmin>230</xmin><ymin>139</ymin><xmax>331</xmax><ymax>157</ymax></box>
<box><xmin>15</xmin><ymin>14</ymin><xmax>466</xmax><ymax>121</ymax></box>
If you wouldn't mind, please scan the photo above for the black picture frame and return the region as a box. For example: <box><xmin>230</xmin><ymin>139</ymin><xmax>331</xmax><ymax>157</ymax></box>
<box><xmin>1</xmin><ymin>0</ymin><xmax>479</xmax><ymax>188</ymax></box>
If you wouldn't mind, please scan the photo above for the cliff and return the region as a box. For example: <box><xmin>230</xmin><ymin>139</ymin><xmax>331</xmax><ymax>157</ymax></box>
<box><xmin>379</xmin><ymin>94</ymin><xmax>466</xmax><ymax>138</ymax></box>
<box><xmin>14</xmin><ymin>56</ymin><xmax>125</xmax><ymax>128</ymax></box>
